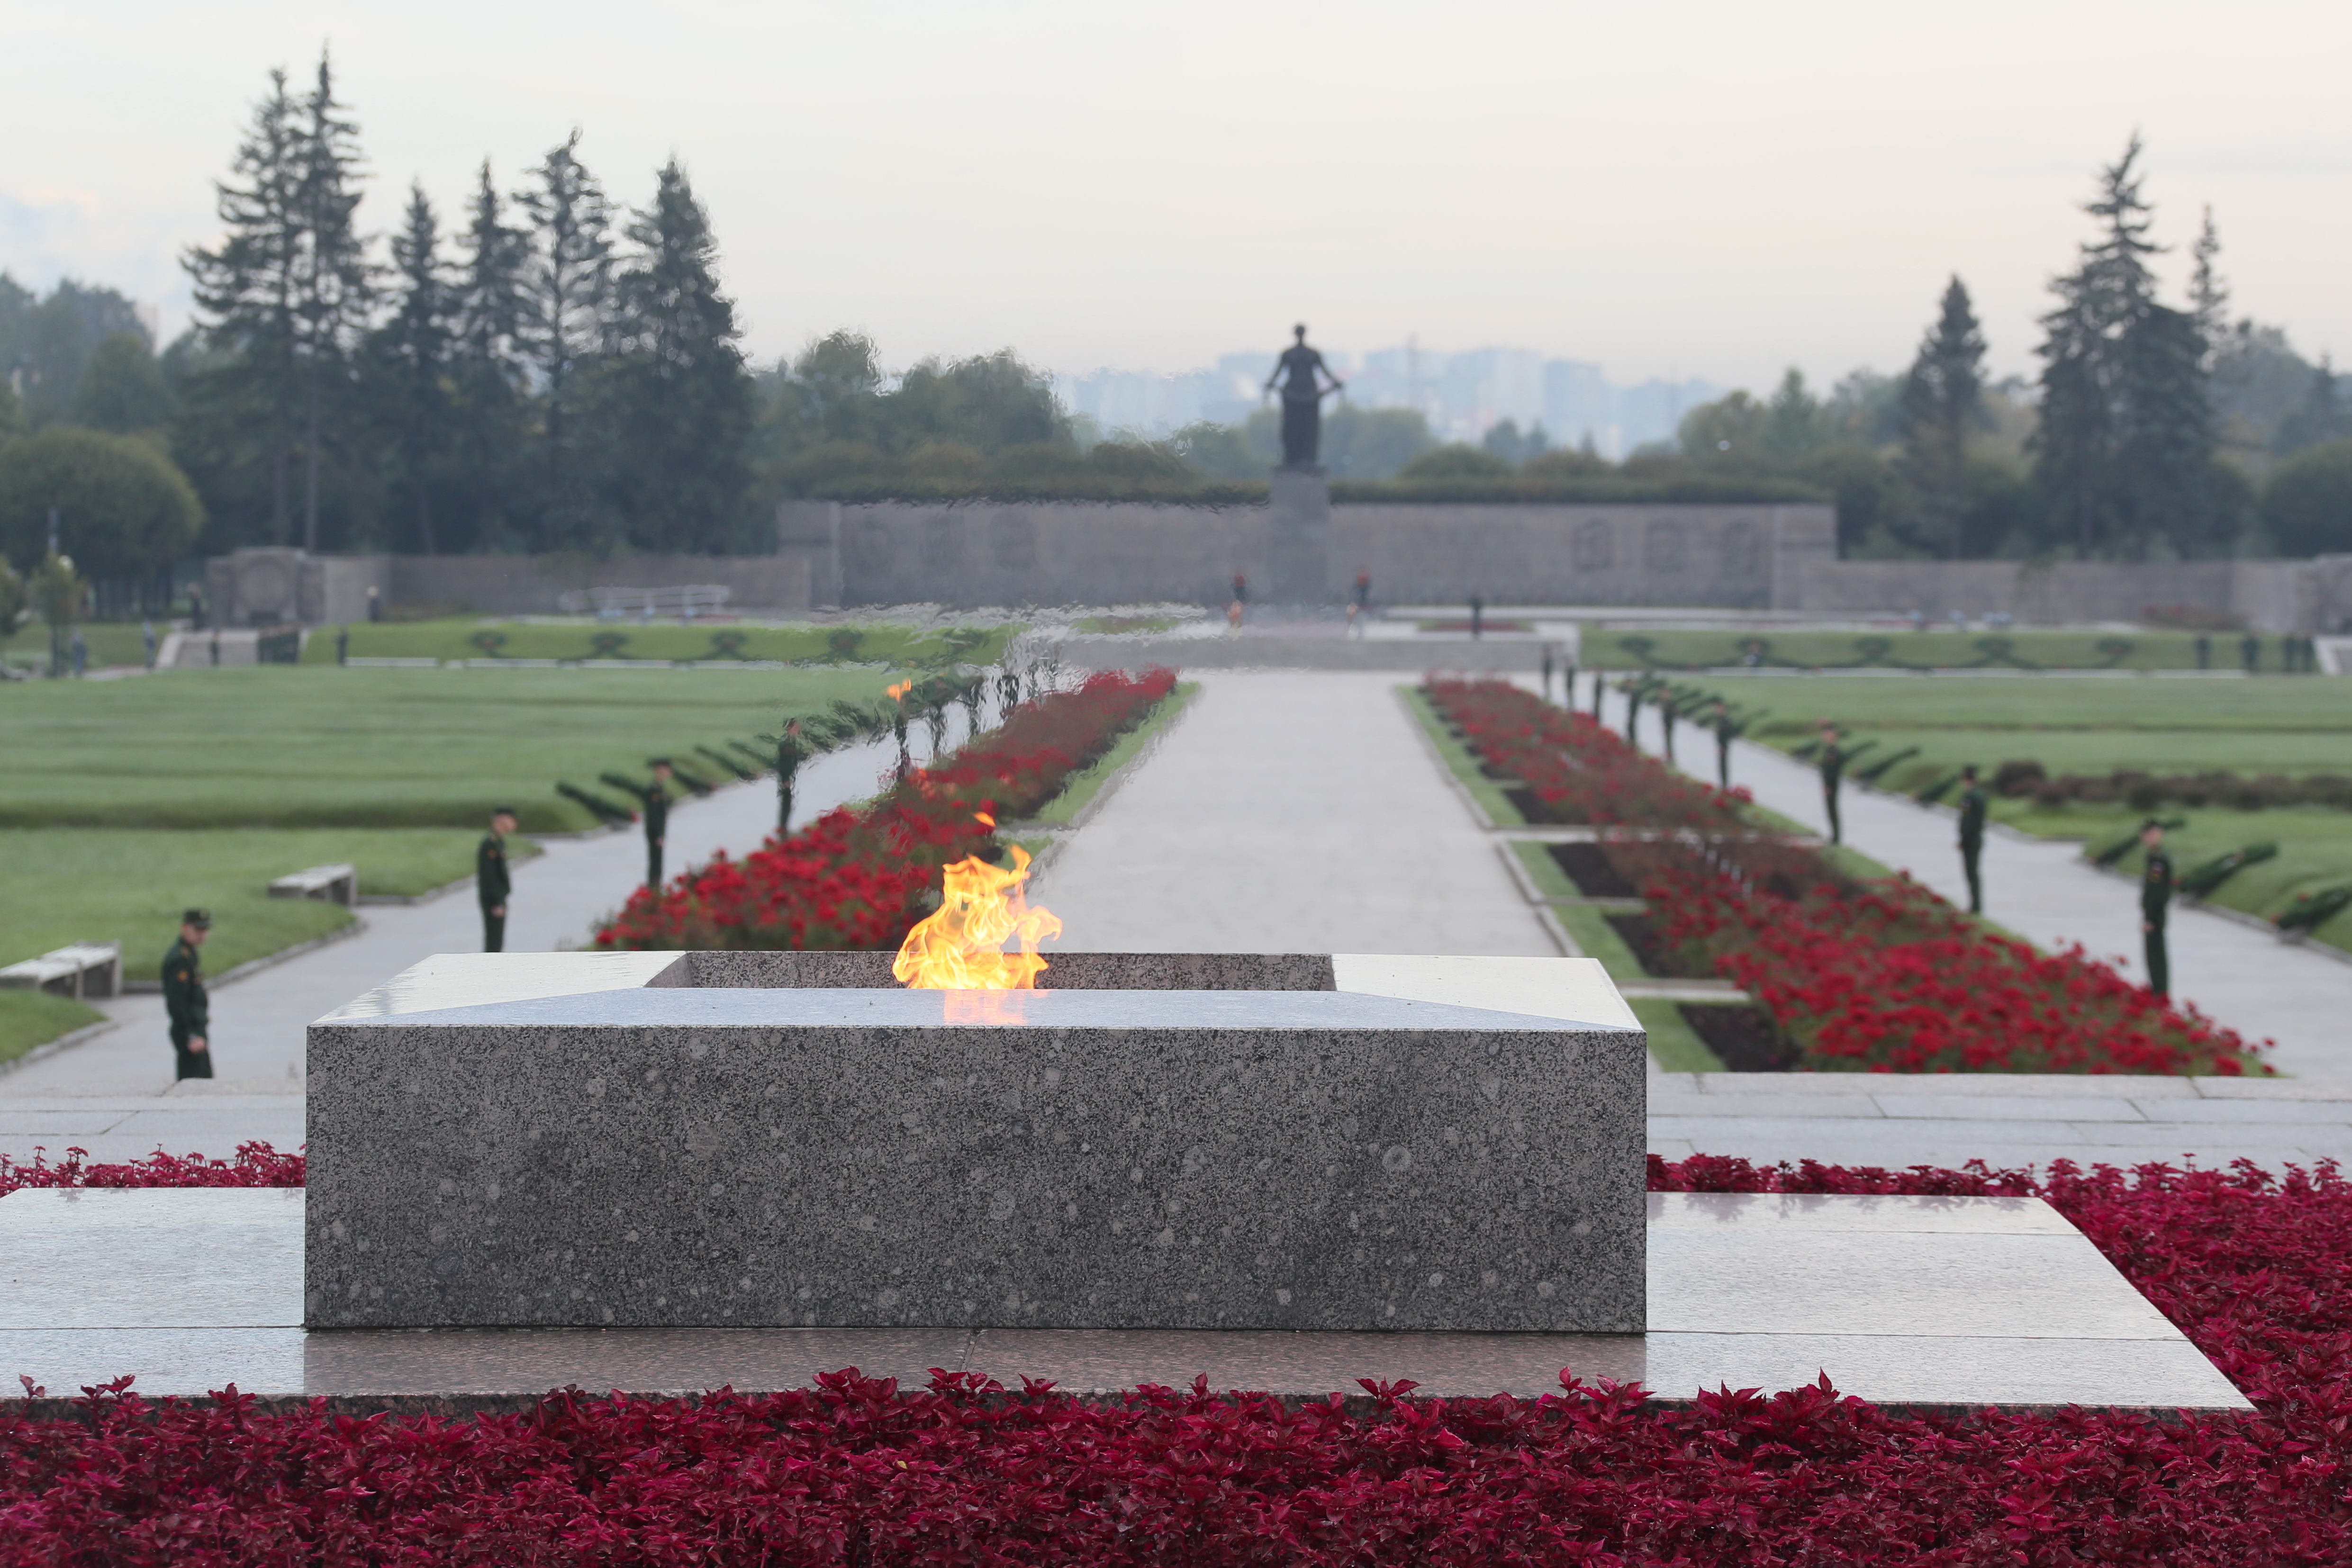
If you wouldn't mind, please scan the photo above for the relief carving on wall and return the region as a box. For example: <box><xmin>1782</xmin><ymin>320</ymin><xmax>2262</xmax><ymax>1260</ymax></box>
<box><xmin>1572</xmin><ymin>520</ymin><xmax>1615</xmax><ymax>571</ymax></box>
<box><xmin>1643</xmin><ymin>520</ymin><xmax>1688</xmax><ymax>575</ymax></box>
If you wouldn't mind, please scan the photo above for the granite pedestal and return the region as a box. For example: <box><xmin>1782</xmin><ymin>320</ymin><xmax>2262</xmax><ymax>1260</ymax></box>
<box><xmin>304</xmin><ymin>953</ymin><xmax>1647</xmax><ymax>1334</ymax></box>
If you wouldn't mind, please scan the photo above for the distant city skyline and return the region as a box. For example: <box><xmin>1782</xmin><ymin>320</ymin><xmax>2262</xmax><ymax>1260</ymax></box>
<box><xmin>5</xmin><ymin>1</ymin><xmax>2345</xmax><ymax>397</ymax></box>
<box><xmin>1054</xmin><ymin>345</ymin><xmax>1722</xmax><ymax>456</ymax></box>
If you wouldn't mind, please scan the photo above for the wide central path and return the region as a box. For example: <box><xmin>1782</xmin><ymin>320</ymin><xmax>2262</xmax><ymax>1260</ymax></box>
<box><xmin>1036</xmin><ymin>672</ymin><xmax>1556</xmax><ymax>956</ymax></box>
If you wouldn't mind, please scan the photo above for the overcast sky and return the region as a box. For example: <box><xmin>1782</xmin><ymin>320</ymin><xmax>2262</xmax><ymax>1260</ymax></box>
<box><xmin>4</xmin><ymin>0</ymin><xmax>2345</xmax><ymax>394</ymax></box>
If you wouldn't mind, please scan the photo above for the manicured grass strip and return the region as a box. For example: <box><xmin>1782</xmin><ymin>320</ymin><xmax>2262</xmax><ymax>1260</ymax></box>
<box><xmin>1589</xmin><ymin>625</ymin><xmax>2225</xmax><ymax>672</ymax></box>
<box><xmin>1511</xmin><ymin>840</ymin><xmax>1582</xmax><ymax>899</ymax></box>
<box><xmin>297</xmin><ymin>619</ymin><xmax>1014</xmax><ymax>668</ymax></box>
<box><xmin>1631</xmin><ymin>996</ymin><xmax>1728</xmax><ymax>1073</ymax></box>
<box><xmin>1025</xmin><ymin>683</ymin><xmax>1200</xmax><ymax>828</ymax></box>
<box><xmin>0</xmin><ymin>990</ymin><xmax>108</xmax><ymax>1068</ymax></box>
<box><xmin>1551</xmin><ymin>901</ymin><xmax>1648</xmax><ymax>980</ymax></box>
<box><xmin>1396</xmin><ymin>685</ymin><xmax>1525</xmax><ymax>825</ymax></box>
<box><xmin>0</xmin><ymin>665</ymin><xmax>901</xmax><ymax>833</ymax></box>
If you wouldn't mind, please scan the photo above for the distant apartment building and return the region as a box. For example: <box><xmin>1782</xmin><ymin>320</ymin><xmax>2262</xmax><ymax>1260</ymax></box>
<box><xmin>1057</xmin><ymin>344</ymin><xmax>1720</xmax><ymax>458</ymax></box>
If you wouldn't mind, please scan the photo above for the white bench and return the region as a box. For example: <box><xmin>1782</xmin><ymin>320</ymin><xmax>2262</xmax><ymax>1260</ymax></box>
<box><xmin>0</xmin><ymin>941</ymin><xmax>123</xmax><ymax>1000</ymax></box>
<box><xmin>270</xmin><ymin>863</ymin><xmax>357</xmax><ymax>906</ymax></box>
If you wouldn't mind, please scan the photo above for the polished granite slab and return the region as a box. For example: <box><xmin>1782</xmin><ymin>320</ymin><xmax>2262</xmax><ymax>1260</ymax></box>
<box><xmin>0</xmin><ymin>1187</ymin><xmax>2250</xmax><ymax>1414</ymax></box>
<box><xmin>305</xmin><ymin>953</ymin><xmax>1650</xmax><ymax>1335</ymax></box>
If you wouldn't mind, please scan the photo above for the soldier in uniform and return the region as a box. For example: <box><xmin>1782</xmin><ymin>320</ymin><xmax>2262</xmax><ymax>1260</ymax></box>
<box><xmin>1818</xmin><ymin>722</ymin><xmax>1846</xmax><ymax>845</ymax></box>
<box><xmin>643</xmin><ymin>758</ymin><xmax>673</xmax><ymax>890</ymax></box>
<box><xmin>163</xmin><ymin>910</ymin><xmax>212</xmax><ymax>1081</ymax></box>
<box><xmin>2140</xmin><ymin>818</ymin><xmax>2175</xmax><ymax>996</ymax></box>
<box><xmin>1956</xmin><ymin>765</ymin><xmax>1988</xmax><ymax>914</ymax></box>
<box><xmin>775</xmin><ymin>721</ymin><xmax>805</xmax><ymax>834</ymax></box>
<box><xmin>478</xmin><ymin>805</ymin><xmax>516</xmax><ymax>952</ymax></box>
<box><xmin>1709</xmin><ymin>699</ymin><xmax>1746</xmax><ymax>791</ymax></box>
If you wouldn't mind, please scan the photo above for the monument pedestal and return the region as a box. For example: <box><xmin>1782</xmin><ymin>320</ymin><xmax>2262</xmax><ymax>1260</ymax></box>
<box><xmin>1269</xmin><ymin>465</ymin><xmax>1331</xmax><ymax>603</ymax></box>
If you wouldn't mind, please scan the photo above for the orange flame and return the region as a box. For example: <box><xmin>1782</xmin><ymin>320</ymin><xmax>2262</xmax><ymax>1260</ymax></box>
<box><xmin>887</xmin><ymin>679</ymin><xmax>913</xmax><ymax>701</ymax></box>
<box><xmin>893</xmin><ymin>845</ymin><xmax>1062</xmax><ymax>990</ymax></box>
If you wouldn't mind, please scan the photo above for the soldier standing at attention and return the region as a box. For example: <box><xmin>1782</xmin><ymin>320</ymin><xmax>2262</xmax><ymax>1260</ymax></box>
<box><xmin>2141</xmin><ymin>818</ymin><xmax>2175</xmax><ymax>996</ymax></box>
<box><xmin>1818</xmin><ymin>722</ymin><xmax>1846</xmax><ymax>846</ymax></box>
<box><xmin>1709</xmin><ymin>699</ymin><xmax>1743</xmax><ymax>791</ymax></box>
<box><xmin>775</xmin><ymin>721</ymin><xmax>805</xmax><ymax>834</ymax></box>
<box><xmin>1956</xmin><ymin>765</ymin><xmax>1989</xmax><ymax>914</ymax></box>
<box><xmin>163</xmin><ymin>910</ymin><xmax>212</xmax><ymax>1081</ymax></box>
<box><xmin>478</xmin><ymin>806</ymin><xmax>516</xmax><ymax>952</ymax></box>
<box><xmin>644</xmin><ymin>758</ymin><xmax>674</xmax><ymax>890</ymax></box>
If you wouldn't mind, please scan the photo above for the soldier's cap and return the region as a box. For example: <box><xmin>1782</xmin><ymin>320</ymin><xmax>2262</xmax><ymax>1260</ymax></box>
<box><xmin>649</xmin><ymin>756</ymin><xmax>674</xmax><ymax>768</ymax></box>
<box><xmin>491</xmin><ymin>804</ymin><xmax>517</xmax><ymax>818</ymax></box>
<box><xmin>182</xmin><ymin>908</ymin><xmax>211</xmax><ymax>929</ymax></box>
<box><xmin>2141</xmin><ymin>817</ymin><xmax>2165</xmax><ymax>833</ymax></box>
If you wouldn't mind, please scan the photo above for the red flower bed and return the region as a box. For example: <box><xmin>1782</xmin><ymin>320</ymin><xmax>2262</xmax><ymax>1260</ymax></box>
<box><xmin>593</xmin><ymin>670</ymin><xmax>1175</xmax><ymax>951</ymax></box>
<box><xmin>0</xmin><ymin>1142</ymin><xmax>303</xmax><ymax>1197</ymax></box>
<box><xmin>1428</xmin><ymin>677</ymin><xmax>1744</xmax><ymax>831</ymax></box>
<box><xmin>1645</xmin><ymin>849</ymin><xmax>2265</xmax><ymax>1075</ymax></box>
<box><xmin>4</xmin><ymin>1152</ymin><xmax>2349</xmax><ymax>1564</ymax></box>
<box><xmin>1427</xmin><ymin>678</ymin><xmax>2267</xmax><ymax>1075</ymax></box>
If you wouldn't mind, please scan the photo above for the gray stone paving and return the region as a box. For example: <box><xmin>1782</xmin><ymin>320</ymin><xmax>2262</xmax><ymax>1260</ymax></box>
<box><xmin>1034</xmin><ymin>673</ymin><xmax>1557</xmax><ymax>956</ymax></box>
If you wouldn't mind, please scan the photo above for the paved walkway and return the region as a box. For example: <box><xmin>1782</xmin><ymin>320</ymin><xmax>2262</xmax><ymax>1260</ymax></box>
<box><xmin>1034</xmin><ymin>672</ymin><xmax>1557</xmax><ymax>956</ymax></box>
<box><xmin>0</xmin><ymin>738</ymin><xmax>900</xmax><ymax>1165</ymax></box>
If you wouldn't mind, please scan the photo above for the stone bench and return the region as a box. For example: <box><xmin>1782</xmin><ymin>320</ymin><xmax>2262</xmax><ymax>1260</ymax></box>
<box><xmin>0</xmin><ymin>941</ymin><xmax>123</xmax><ymax>1000</ymax></box>
<box><xmin>270</xmin><ymin>863</ymin><xmax>356</xmax><ymax>906</ymax></box>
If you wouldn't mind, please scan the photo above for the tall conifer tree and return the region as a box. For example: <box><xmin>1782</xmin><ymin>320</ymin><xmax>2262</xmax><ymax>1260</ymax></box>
<box><xmin>2032</xmin><ymin>136</ymin><xmax>2219</xmax><ymax>558</ymax></box>
<box><xmin>600</xmin><ymin>160</ymin><xmax>753</xmax><ymax>552</ymax></box>
<box><xmin>1900</xmin><ymin>276</ymin><xmax>1987</xmax><ymax>556</ymax></box>
<box><xmin>287</xmin><ymin>51</ymin><xmax>373</xmax><ymax>551</ymax></box>
<box><xmin>185</xmin><ymin>68</ymin><xmax>303</xmax><ymax>540</ymax></box>
<box><xmin>450</xmin><ymin>162</ymin><xmax>533</xmax><ymax>549</ymax></box>
<box><xmin>517</xmin><ymin>132</ymin><xmax>614</xmax><ymax>549</ymax></box>
<box><xmin>367</xmin><ymin>184</ymin><xmax>456</xmax><ymax>552</ymax></box>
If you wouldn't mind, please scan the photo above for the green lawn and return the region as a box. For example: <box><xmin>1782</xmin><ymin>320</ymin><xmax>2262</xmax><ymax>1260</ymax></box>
<box><xmin>300</xmin><ymin>618</ymin><xmax>1011</xmax><ymax>667</ymax></box>
<box><xmin>0</xmin><ymin>827</ymin><xmax>527</xmax><ymax>973</ymax></box>
<box><xmin>0</xmin><ymin>989</ymin><xmax>108</xmax><ymax>1068</ymax></box>
<box><xmin>0</xmin><ymin>664</ymin><xmax>920</xmax><ymax>833</ymax></box>
<box><xmin>1586</xmin><ymin>626</ymin><xmax>2239</xmax><ymax>672</ymax></box>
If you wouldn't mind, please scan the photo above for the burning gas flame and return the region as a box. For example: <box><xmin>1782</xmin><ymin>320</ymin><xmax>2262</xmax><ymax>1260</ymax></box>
<box><xmin>894</xmin><ymin>844</ymin><xmax>1062</xmax><ymax>990</ymax></box>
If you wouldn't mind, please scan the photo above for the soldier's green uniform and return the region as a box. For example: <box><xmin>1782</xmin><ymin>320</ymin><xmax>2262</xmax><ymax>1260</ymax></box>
<box><xmin>776</xmin><ymin>725</ymin><xmax>805</xmax><ymax>834</ymax></box>
<box><xmin>1710</xmin><ymin>704</ymin><xmax>1745</xmax><ymax>791</ymax></box>
<box><xmin>643</xmin><ymin>761</ymin><xmax>672</xmax><ymax>890</ymax></box>
<box><xmin>2143</xmin><ymin>835</ymin><xmax>2176</xmax><ymax>996</ymax></box>
<box><xmin>1818</xmin><ymin>732</ymin><xmax>1846</xmax><ymax>845</ymax></box>
<box><xmin>477</xmin><ymin>812</ymin><xmax>514</xmax><ymax>952</ymax></box>
<box><xmin>1957</xmin><ymin>774</ymin><xmax>1989</xmax><ymax>914</ymax></box>
<box><xmin>162</xmin><ymin>911</ymin><xmax>212</xmax><ymax>1081</ymax></box>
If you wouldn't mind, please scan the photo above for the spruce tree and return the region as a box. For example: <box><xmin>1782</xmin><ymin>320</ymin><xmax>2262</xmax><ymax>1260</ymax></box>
<box><xmin>449</xmin><ymin>162</ymin><xmax>532</xmax><ymax>550</ymax></box>
<box><xmin>2031</xmin><ymin>135</ymin><xmax>2219</xmax><ymax>557</ymax></box>
<box><xmin>517</xmin><ymin>132</ymin><xmax>614</xmax><ymax>549</ymax></box>
<box><xmin>184</xmin><ymin>67</ymin><xmax>303</xmax><ymax>541</ymax></box>
<box><xmin>286</xmin><ymin>51</ymin><xmax>374</xmax><ymax>551</ymax></box>
<box><xmin>366</xmin><ymin>184</ymin><xmax>456</xmax><ymax>552</ymax></box>
<box><xmin>1899</xmin><ymin>276</ymin><xmax>1987</xmax><ymax>556</ymax></box>
<box><xmin>600</xmin><ymin>161</ymin><xmax>753</xmax><ymax>552</ymax></box>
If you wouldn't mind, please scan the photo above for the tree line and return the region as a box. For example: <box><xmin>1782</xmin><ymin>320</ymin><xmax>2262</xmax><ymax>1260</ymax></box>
<box><xmin>8</xmin><ymin>100</ymin><xmax>2351</xmax><ymax>585</ymax></box>
<box><xmin>1651</xmin><ymin>136</ymin><xmax>2349</xmax><ymax>559</ymax></box>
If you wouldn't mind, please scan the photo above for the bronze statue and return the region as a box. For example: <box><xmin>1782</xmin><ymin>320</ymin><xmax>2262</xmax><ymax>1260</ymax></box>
<box><xmin>1263</xmin><ymin>324</ymin><xmax>1344</xmax><ymax>469</ymax></box>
